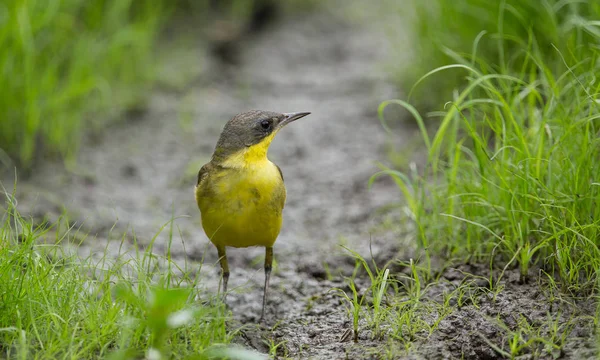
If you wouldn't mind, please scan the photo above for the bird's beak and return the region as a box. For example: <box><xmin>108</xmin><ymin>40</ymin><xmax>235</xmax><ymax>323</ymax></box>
<box><xmin>278</xmin><ymin>112</ymin><xmax>311</xmax><ymax>128</ymax></box>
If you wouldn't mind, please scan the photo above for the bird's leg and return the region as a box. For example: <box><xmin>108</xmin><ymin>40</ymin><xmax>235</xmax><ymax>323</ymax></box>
<box><xmin>260</xmin><ymin>246</ymin><xmax>273</xmax><ymax>322</ymax></box>
<box><xmin>217</xmin><ymin>246</ymin><xmax>229</xmax><ymax>300</ymax></box>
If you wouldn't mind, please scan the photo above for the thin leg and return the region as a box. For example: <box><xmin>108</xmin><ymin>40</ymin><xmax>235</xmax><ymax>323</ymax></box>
<box><xmin>260</xmin><ymin>246</ymin><xmax>273</xmax><ymax>322</ymax></box>
<box><xmin>217</xmin><ymin>246</ymin><xmax>229</xmax><ymax>299</ymax></box>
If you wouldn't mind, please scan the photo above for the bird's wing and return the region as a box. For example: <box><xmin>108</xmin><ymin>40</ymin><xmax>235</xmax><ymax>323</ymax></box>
<box><xmin>275</xmin><ymin>164</ymin><xmax>286</xmax><ymax>209</ymax></box>
<box><xmin>196</xmin><ymin>163</ymin><xmax>212</xmax><ymax>187</ymax></box>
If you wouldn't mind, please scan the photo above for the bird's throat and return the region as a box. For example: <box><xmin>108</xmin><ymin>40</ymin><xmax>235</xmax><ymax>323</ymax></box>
<box><xmin>219</xmin><ymin>132</ymin><xmax>276</xmax><ymax>169</ymax></box>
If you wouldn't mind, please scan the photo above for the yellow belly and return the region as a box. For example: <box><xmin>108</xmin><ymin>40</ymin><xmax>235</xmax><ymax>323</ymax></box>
<box><xmin>196</xmin><ymin>161</ymin><xmax>286</xmax><ymax>248</ymax></box>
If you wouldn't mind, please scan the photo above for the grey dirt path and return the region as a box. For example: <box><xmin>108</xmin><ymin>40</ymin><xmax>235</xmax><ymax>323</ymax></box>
<box><xmin>8</xmin><ymin>2</ymin><xmax>418</xmax><ymax>359</ymax></box>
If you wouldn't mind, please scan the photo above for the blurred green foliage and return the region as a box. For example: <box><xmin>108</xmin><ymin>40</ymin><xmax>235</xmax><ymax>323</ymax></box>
<box><xmin>0</xmin><ymin>0</ymin><xmax>169</xmax><ymax>168</ymax></box>
<box><xmin>0</xmin><ymin>0</ymin><xmax>297</xmax><ymax>169</ymax></box>
<box><xmin>404</xmin><ymin>0</ymin><xmax>600</xmax><ymax>108</ymax></box>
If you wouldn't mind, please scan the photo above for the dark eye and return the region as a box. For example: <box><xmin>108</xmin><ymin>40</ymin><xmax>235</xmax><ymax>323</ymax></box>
<box><xmin>260</xmin><ymin>120</ymin><xmax>271</xmax><ymax>130</ymax></box>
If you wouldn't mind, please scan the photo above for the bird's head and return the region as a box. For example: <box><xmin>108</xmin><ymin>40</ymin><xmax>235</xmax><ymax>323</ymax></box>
<box><xmin>212</xmin><ymin>110</ymin><xmax>310</xmax><ymax>164</ymax></box>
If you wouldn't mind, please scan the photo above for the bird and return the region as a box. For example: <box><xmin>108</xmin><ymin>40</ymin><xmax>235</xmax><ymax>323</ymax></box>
<box><xmin>195</xmin><ymin>109</ymin><xmax>310</xmax><ymax>321</ymax></box>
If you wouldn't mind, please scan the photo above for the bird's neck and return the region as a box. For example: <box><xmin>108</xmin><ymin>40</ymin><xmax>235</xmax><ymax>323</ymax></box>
<box><xmin>214</xmin><ymin>133</ymin><xmax>275</xmax><ymax>169</ymax></box>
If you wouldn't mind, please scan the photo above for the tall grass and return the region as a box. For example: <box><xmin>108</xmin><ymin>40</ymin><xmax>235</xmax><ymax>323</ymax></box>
<box><xmin>379</xmin><ymin>0</ymin><xmax>600</xmax><ymax>291</ymax></box>
<box><xmin>0</xmin><ymin>190</ymin><xmax>242</xmax><ymax>359</ymax></box>
<box><xmin>401</xmin><ymin>0</ymin><xmax>600</xmax><ymax>108</ymax></box>
<box><xmin>0</xmin><ymin>0</ymin><xmax>171</xmax><ymax>168</ymax></box>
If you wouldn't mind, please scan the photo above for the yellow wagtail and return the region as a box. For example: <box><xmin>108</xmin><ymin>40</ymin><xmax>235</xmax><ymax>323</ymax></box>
<box><xmin>195</xmin><ymin>110</ymin><xmax>310</xmax><ymax>320</ymax></box>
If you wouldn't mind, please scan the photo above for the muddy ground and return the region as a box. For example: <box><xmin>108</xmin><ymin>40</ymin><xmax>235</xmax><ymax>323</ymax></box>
<box><xmin>3</xmin><ymin>1</ymin><xmax>597</xmax><ymax>359</ymax></box>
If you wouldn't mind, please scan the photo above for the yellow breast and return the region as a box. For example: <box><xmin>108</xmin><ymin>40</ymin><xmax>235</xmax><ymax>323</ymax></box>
<box><xmin>196</xmin><ymin>142</ymin><xmax>286</xmax><ymax>248</ymax></box>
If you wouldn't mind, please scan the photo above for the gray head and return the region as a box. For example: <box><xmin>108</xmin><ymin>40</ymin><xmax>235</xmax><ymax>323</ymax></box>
<box><xmin>212</xmin><ymin>110</ymin><xmax>310</xmax><ymax>160</ymax></box>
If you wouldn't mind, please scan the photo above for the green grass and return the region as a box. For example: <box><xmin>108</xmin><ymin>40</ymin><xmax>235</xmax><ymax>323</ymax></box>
<box><xmin>380</xmin><ymin>0</ymin><xmax>600</xmax><ymax>293</ymax></box>
<box><xmin>333</xmin><ymin>251</ymin><xmax>592</xmax><ymax>357</ymax></box>
<box><xmin>333</xmin><ymin>249</ymin><xmax>451</xmax><ymax>354</ymax></box>
<box><xmin>0</xmin><ymin>0</ymin><xmax>169</xmax><ymax>168</ymax></box>
<box><xmin>361</xmin><ymin>0</ymin><xmax>600</xmax><ymax>355</ymax></box>
<box><xmin>399</xmin><ymin>0</ymin><xmax>600</xmax><ymax>109</ymax></box>
<box><xmin>0</xmin><ymin>190</ymin><xmax>270</xmax><ymax>359</ymax></box>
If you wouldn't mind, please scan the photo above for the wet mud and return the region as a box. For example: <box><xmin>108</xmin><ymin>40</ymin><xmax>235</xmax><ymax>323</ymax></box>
<box><xmin>3</xmin><ymin>1</ymin><xmax>597</xmax><ymax>359</ymax></box>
